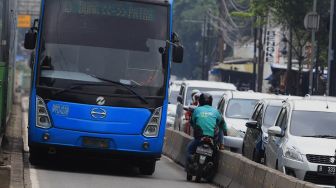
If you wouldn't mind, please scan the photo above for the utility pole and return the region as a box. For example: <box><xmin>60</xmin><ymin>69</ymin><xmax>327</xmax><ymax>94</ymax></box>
<box><xmin>327</xmin><ymin>0</ymin><xmax>336</xmax><ymax>96</ymax></box>
<box><xmin>201</xmin><ymin>14</ymin><xmax>208</xmax><ymax>80</ymax></box>
<box><xmin>286</xmin><ymin>27</ymin><xmax>293</xmax><ymax>95</ymax></box>
<box><xmin>308</xmin><ymin>0</ymin><xmax>318</xmax><ymax>95</ymax></box>
<box><xmin>253</xmin><ymin>17</ymin><xmax>257</xmax><ymax>91</ymax></box>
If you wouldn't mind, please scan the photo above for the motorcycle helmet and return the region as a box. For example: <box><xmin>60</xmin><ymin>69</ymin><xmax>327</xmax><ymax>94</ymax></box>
<box><xmin>191</xmin><ymin>89</ymin><xmax>201</xmax><ymax>97</ymax></box>
<box><xmin>199</xmin><ymin>93</ymin><xmax>213</xmax><ymax>106</ymax></box>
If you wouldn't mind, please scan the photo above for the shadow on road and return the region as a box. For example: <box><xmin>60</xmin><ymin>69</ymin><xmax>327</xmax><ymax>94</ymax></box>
<box><xmin>27</xmin><ymin>154</ymin><xmax>144</xmax><ymax>178</ymax></box>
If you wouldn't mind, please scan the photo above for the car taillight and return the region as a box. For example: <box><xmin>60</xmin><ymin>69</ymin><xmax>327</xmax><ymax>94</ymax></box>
<box><xmin>36</xmin><ymin>96</ymin><xmax>52</xmax><ymax>129</ymax></box>
<box><xmin>143</xmin><ymin>107</ymin><xmax>162</xmax><ymax>138</ymax></box>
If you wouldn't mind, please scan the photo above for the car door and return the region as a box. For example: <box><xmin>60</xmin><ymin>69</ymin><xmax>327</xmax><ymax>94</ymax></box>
<box><xmin>251</xmin><ymin>103</ymin><xmax>264</xmax><ymax>161</ymax></box>
<box><xmin>275</xmin><ymin>108</ymin><xmax>288</xmax><ymax>170</ymax></box>
<box><xmin>243</xmin><ymin>102</ymin><xmax>262</xmax><ymax>159</ymax></box>
<box><xmin>266</xmin><ymin>107</ymin><xmax>286</xmax><ymax>169</ymax></box>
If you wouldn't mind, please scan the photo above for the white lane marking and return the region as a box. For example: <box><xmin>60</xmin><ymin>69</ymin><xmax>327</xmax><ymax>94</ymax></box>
<box><xmin>30</xmin><ymin>168</ymin><xmax>40</xmax><ymax>188</ymax></box>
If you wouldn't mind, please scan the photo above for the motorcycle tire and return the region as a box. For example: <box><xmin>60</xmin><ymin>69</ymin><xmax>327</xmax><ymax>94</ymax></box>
<box><xmin>195</xmin><ymin>175</ymin><xmax>201</xmax><ymax>183</ymax></box>
<box><xmin>186</xmin><ymin>173</ymin><xmax>192</xmax><ymax>181</ymax></box>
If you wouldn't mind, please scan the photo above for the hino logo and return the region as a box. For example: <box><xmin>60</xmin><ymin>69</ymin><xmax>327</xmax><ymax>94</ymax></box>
<box><xmin>96</xmin><ymin>96</ymin><xmax>105</xmax><ymax>105</ymax></box>
<box><xmin>91</xmin><ymin>108</ymin><xmax>107</xmax><ymax>119</ymax></box>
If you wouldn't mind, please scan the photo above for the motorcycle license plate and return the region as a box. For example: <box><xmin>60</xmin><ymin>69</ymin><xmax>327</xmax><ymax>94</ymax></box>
<box><xmin>317</xmin><ymin>165</ymin><xmax>336</xmax><ymax>176</ymax></box>
<box><xmin>196</xmin><ymin>146</ymin><xmax>213</xmax><ymax>157</ymax></box>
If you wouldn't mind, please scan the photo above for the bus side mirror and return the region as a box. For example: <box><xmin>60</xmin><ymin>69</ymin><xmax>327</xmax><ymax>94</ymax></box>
<box><xmin>24</xmin><ymin>29</ymin><xmax>37</xmax><ymax>50</ymax></box>
<box><xmin>172</xmin><ymin>32</ymin><xmax>183</xmax><ymax>63</ymax></box>
<box><xmin>24</xmin><ymin>19</ymin><xmax>39</xmax><ymax>50</ymax></box>
<box><xmin>173</xmin><ymin>45</ymin><xmax>184</xmax><ymax>63</ymax></box>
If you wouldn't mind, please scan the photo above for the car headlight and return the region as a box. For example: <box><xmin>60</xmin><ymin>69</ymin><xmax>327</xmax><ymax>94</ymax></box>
<box><xmin>284</xmin><ymin>147</ymin><xmax>303</xmax><ymax>162</ymax></box>
<box><xmin>143</xmin><ymin>107</ymin><xmax>162</xmax><ymax>138</ymax></box>
<box><xmin>36</xmin><ymin>96</ymin><xmax>52</xmax><ymax>129</ymax></box>
<box><xmin>227</xmin><ymin>126</ymin><xmax>245</xmax><ymax>138</ymax></box>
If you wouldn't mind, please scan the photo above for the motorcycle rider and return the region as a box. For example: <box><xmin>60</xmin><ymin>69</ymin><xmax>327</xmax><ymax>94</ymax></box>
<box><xmin>187</xmin><ymin>93</ymin><xmax>227</xmax><ymax>159</ymax></box>
<box><xmin>185</xmin><ymin>90</ymin><xmax>201</xmax><ymax>134</ymax></box>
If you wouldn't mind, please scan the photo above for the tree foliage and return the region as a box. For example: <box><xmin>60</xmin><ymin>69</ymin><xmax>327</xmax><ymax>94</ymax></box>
<box><xmin>172</xmin><ymin>0</ymin><xmax>218</xmax><ymax>79</ymax></box>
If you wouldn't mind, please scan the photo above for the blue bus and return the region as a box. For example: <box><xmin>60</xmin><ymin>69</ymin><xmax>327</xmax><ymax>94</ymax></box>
<box><xmin>24</xmin><ymin>0</ymin><xmax>183</xmax><ymax>175</ymax></box>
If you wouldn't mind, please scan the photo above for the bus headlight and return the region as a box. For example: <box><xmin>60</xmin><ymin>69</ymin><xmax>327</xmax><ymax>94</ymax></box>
<box><xmin>143</xmin><ymin>107</ymin><xmax>162</xmax><ymax>138</ymax></box>
<box><xmin>36</xmin><ymin>96</ymin><xmax>52</xmax><ymax>129</ymax></box>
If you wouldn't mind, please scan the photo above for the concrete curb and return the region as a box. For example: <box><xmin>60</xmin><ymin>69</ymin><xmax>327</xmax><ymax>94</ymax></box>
<box><xmin>0</xmin><ymin>104</ymin><xmax>24</xmax><ymax>188</ymax></box>
<box><xmin>163</xmin><ymin>128</ymin><xmax>318</xmax><ymax>188</ymax></box>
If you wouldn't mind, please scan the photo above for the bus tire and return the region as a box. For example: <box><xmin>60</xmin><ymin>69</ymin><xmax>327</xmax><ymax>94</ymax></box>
<box><xmin>29</xmin><ymin>147</ymin><xmax>44</xmax><ymax>165</ymax></box>
<box><xmin>139</xmin><ymin>161</ymin><xmax>156</xmax><ymax>175</ymax></box>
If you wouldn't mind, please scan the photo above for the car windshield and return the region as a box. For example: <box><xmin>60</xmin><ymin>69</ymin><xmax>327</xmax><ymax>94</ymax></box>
<box><xmin>290</xmin><ymin>111</ymin><xmax>336</xmax><ymax>137</ymax></box>
<box><xmin>225</xmin><ymin>99</ymin><xmax>258</xmax><ymax>119</ymax></box>
<box><xmin>263</xmin><ymin>106</ymin><xmax>282</xmax><ymax>128</ymax></box>
<box><xmin>38</xmin><ymin>0</ymin><xmax>168</xmax><ymax>97</ymax></box>
<box><xmin>185</xmin><ymin>87</ymin><xmax>228</xmax><ymax>105</ymax></box>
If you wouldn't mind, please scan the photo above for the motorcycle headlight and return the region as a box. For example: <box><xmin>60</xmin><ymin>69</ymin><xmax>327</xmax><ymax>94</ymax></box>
<box><xmin>284</xmin><ymin>147</ymin><xmax>303</xmax><ymax>162</ymax></box>
<box><xmin>36</xmin><ymin>96</ymin><xmax>52</xmax><ymax>129</ymax></box>
<box><xmin>143</xmin><ymin>107</ymin><xmax>162</xmax><ymax>138</ymax></box>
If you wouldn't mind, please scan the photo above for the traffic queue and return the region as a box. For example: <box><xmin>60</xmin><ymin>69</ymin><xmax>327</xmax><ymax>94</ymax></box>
<box><xmin>168</xmin><ymin>80</ymin><xmax>336</xmax><ymax>187</ymax></box>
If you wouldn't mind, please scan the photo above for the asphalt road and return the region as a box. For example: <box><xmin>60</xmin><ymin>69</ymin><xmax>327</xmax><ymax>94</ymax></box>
<box><xmin>25</xmin><ymin>155</ymin><xmax>216</xmax><ymax>188</ymax></box>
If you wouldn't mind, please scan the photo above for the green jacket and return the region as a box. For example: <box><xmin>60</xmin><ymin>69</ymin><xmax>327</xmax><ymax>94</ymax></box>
<box><xmin>191</xmin><ymin>105</ymin><xmax>227</xmax><ymax>137</ymax></box>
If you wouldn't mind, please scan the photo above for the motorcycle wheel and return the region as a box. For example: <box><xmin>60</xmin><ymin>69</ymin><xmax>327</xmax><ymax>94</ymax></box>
<box><xmin>186</xmin><ymin>173</ymin><xmax>192</xmax><ymax>181</ymax></box>
<box><xmin>195</xmin><ymin>175</ymin><xmax>201</xmax><ymax>183</ymax></box>
<box><xmin>206</xmin><ymin>174</ymin><xmax>215</xmax><ymax>183</ymax></box>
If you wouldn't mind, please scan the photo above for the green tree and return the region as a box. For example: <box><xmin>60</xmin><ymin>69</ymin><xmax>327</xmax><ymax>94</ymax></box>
<box><xmin>233</xmin><ymin>0</ymin><xmax>330</xmax><ymax>95</ymax></box>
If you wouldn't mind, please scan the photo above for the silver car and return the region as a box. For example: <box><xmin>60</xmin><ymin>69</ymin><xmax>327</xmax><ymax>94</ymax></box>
<box><xmin>265</xmin><ymin>99</ymin><xmax>336</xmax><ymax>187</ymax></box>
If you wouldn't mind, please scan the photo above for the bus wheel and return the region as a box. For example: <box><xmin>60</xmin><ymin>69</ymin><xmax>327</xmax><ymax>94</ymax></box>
<box><xmin>29</xmin><ymin>147</ymin><xmax>44</xmax><ymax>165</ymax></box>
<box><xmin>139</xmin><ymin>161</ymin><xmax>156</xmax><ymax>175</ymax></box>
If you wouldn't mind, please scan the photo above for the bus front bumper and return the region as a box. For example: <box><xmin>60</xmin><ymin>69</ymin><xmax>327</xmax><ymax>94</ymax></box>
<box><xmin>28</xmin><ymin>127</ymin><xmax>163</xmax><ymax>159</ymax></box>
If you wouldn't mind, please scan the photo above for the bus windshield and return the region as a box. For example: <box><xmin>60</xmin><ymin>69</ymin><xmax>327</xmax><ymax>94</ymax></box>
<box><xmin>38</xmin><ymin>0</ymin><xmax>169</xmax><ymax>97</ymax></box>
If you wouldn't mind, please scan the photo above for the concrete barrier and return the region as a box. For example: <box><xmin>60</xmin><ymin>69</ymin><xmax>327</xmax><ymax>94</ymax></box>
<box><xmin>0</xmin><ymin>166</ymin><xmax>10</xmax><ymax>188</ymax></box>
<box><xmin>163</xmin><ymin>128</ymin><xmax>318</xmax><ymax>188</ymax></box>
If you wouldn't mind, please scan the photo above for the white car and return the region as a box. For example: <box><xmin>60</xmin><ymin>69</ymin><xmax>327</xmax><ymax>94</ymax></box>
<box><xmin>217</xmin><ymin>91</ymin><xmax>274</xmax><ymax>153</ymax></box>
<box><xmin>174</xmin><ymin>80</ymin><xmax>237</xmax><ymax>132</ymax></box>
<box><xmin>166</xmin><ymin>80</ymin><xmax>182</xmax><ymax>127</ymax></box>
<box><xmin>265</xmin><ymin>99</ymin><xmax>336</xmax><ymax>187</ymax></box>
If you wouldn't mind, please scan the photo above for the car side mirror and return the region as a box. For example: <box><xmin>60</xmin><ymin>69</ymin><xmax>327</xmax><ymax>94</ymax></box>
<box><xmin>245</xmin><ymin>120</ymin><xmax>258</xmax><ymax>129</ymax></box>
<box><xmin>177</xmin><ymin>96</ymin><xmax>183</xmax><ymax>104</ymax></box>
<box><xmin>268</xmin><ymin>126</ymin><xmax>284</xmax><ymax>137</ymax></box>
<box><xmin>172</xmin><ymin>45</ymin><xmax>184</xmax><ymax>63</ymax></box>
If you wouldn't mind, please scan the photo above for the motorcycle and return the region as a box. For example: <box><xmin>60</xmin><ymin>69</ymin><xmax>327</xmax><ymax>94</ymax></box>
<box><xmin>186</xmin><ymin>136</ymin><xmax>218</xmax><ymax>183</ymax></box>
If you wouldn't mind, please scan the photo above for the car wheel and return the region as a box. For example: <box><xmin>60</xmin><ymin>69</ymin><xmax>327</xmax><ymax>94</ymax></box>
<box><xmin>252</xmin><ymin>149</ymin><xmax>261</xmax><ymax>163</ymax></box>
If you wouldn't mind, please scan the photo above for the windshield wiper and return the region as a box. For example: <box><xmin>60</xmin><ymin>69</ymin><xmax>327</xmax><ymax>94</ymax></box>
<box><xmin>87</xmin><ymin>74</ymin><xmax>149</xmax><ymax>104</ymax></box>
<box><xmin>302</xmin><ymin>135</ymin><xmax>336</xmax><ymax>139</ymax></box>
<box><xmin>52</xmin><ymin>75</ymin><xmax>149</xmax><ymax>104</ymax></box>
